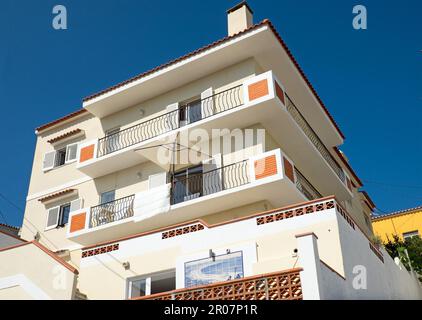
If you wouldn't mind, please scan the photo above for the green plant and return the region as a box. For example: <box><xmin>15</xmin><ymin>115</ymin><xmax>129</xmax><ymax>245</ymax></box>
<box><xmin>370</xmin><ymin>234</ymin><xmax>383</xmax><ymax>248</ymax></box>
<box><xmin>384</xmin><ymin>235</ymin><xmax>422</xmax><ymax>281</ymax></box>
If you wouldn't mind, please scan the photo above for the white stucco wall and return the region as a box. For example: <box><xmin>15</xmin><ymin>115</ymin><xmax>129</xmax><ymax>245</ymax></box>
<box><xmin>310</xmin><ymin>210</ymin><xmax>422</xmax><ymax>300</ymax></box>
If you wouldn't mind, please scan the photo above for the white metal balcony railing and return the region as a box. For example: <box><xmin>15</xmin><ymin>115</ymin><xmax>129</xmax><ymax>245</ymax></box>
<box><xmin>87</xmin><ymin>159</ymin><xmax>320</xmax><ymax>229</ymax></box>
<box><xmin>295</xmin><ymin>168</ymin><xmax>322</xmax><ymax>201</ymax></box>
<box><xmin>89</xmin><ymin>73</ymin><xmax>345</xmax><ymax>188</ymax></box>
<box><xmin>285</xmin><ymin>94</ymin><xmax>346</xmax><ymax>183</ymax></box>
<box><xmin>89</xmin><ymin>195</ymin><xmax>135</xmax><ymax>228</ymax></box>
<box><xmin>171</xmin><ymin>160</ymin><xmax>250</xmax><ymax>205</ymax></box>
<box><xmin>97</xmin><ymin>85</ymin><xmax>243</xmax><ymax>158</ymax></box>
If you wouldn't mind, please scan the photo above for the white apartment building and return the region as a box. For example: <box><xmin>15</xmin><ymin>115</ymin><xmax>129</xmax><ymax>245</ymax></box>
<box><xmin>1</xmin><ymin>2</ymin><xmax>421</xmax><ymax>300</ymax></box>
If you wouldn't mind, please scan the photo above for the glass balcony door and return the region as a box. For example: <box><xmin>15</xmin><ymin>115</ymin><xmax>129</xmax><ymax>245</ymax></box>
<box><xmin>179</xmin><ymin>99</ymin><xmax>202</xmax><ymax>127</ymax></box>
<box><xmin>171</xmin><ymin>165</ymin><xmax>203</xmax><ymax>204</ymax></box>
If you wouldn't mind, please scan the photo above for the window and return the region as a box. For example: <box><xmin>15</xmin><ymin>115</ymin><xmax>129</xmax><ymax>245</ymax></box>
<box><xmin>55</xmin><ymin>148</ymin><xmax>67</xmax><ymax>167</ymax></box>
<box><xmin>403</xmin><ymin>231</ymin><xmax>420</xmax><ymax>241</ymax></box>
<box><xmin>179</xmin><ymin>97</ymin><xmax>202</xmax><ymax>126</ymax></box>
<box><xmin>46</xmin><ymin>203</ymin><xmax>71</xmax><ymax>230</ymax></box>
<box><xmin>58</xmin><ymin>204</ymin><xmax>71</xmax><ymax>227</ymax></box>
<box><xmin>129</xmin><ymin>278</ymin><xmax>147</xmax><ymax>298</ymax></box>
<box><xmin>184</xmin><ymin>251</ymin><xmax>244</xmax><ymax>288</ymax></box>
<box><xmin>42</xmin><ymin>142</ymin><xmax>79</xmax><ymax>171</ymax></box>
<box><xmin>171</xmin><ymin>165</ymin><xmax>203</xmax><ymax>204</ymax></box>
<box><xmin>100</xmin><ymin>190</ymin><xmax>116</xmax><ymax>205</ymax></box>
<box><xmin>45</xmin><ymin>198</ymin><xmax>83</xmax><ymax>230</ymax></box>
<box><xmin>128</xmin><ymin>270</ymin><xmax>175</xmax><ymax>299</ymax></box>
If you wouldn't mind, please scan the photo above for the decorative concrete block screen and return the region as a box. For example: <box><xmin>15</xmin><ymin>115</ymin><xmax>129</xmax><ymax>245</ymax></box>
<box><xmin>136</xmin><ymin>269</ymin><xmax>303</xmax><ymax>300</ymax></box>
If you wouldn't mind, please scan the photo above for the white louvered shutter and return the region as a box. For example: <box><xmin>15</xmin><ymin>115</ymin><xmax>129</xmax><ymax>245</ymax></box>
<box><xmin>70</xmin><ymin>198</ymin><xmax>84</xmax><ymax>212</ymax></box>
<box><xmin>202</xmin><ymin>154</ymin><xmax>222</xmax><ymax>196</ymax></box>
<box><xmin>65</xmin><ymin>143</ymin><xmax>78</xmax><ymax>163</ymax></box>
<box><xmin>201</xmin><ymin>87</ymin><xmax>214</xmax><ymax>118</ymax></box>
<box><xmin>46</xmin><ymin>206</ymin><xmax>60</xmax><ymax>230</ymax></box>
<box><xmin>43</xmin><ymin>151</ymin><xmax>56</xmax><ymax>171</ymax></box>
<box><xmin>149</xmin><ymin>172</ymin><xmax>167</xmax><ymax>190</ymax></box>
<box><xmin>165</xmin><ymin>103</ymin><xmax>179</xmax><ymax>132</ymax></box>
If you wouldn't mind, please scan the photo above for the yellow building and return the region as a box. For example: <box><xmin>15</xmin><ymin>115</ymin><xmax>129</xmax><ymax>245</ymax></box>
<box><xmin>372</xmin><ymin>206</ymin><xmax>422</xmax><ymax>243</ymax></box>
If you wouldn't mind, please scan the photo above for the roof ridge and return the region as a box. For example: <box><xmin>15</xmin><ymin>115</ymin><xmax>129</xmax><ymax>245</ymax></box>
<box><xmin>372</xmin><ymin>205</ymin><xmax>422</xmax><ymax>220</ymax></box>
<box><xmin>37</xmin><ymin>18</ymin><xmax>346</xmax><ymax>141</ymax></box>
<box><xmin>83</xmin><ymin>19</ymin><xmax>270</xmax><ymax>102</ymax></box>
<box><xmin>35</xmin><ymin>108</ymin><xmax>88</xmax><ymax>133</ymax></box>
<box><xmin>0</xmin><ymin>223</ymin><xmax>20</xmax><ymax>231</ymax></box>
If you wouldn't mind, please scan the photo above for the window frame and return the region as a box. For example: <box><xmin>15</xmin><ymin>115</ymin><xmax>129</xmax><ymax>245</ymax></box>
<box><xmin>65</xmin><ymin>143</ymin><xmax>79</xmax><ymax>164</ymax></box>
<box><xmin>45</xmin><ymin>202</ymin><xmax>71</xmax><ymax>231</ymax></box>
<box><xmin>57</xmin><ymin>203</ymin><xmax>71</xmax><ymax>227</ymax></box>
<box><xmin>55</xmin><ymin>147</ymin><xmax>67</xmax><ymax>168</ymax></box>
<box><xmin>127</xmin><ymin>269</ymin><xmax>175</xmax><ymax>299</ymax></box>
<box><xmin>100</xmin><ymin>190</ymin><xmax>116</xmax><ymax>205</ymax></box>
<box><xmin>403</xmin><ymin>230</ymin><xmax>420</xmax><ymax>241</ymax></box>
<box><xmin>45</xmin><ymin>206</ymin><xmax>61</xmax><ymax>231</ymax></box>
<box><xmin>43</xmin><ymin>141</ymin><xmax>81</xmax><ymax>172</ymax></box>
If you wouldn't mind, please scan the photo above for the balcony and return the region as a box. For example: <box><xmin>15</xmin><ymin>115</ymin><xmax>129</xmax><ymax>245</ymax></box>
<box><xmin>77</xmin><ymin>71</ymin><xmax>352</xmax><ymax>202</ymax></box>
<box><xmin>84</xmin><ymin>156</ymin><xmax>321</xmax><ymax>231</ymax></box>
<box><xmin>133</xmin><ymin>268</ymin><xmax>303</xmax><ymax>300</ymax></box>
<box><xmin>76</xmin><ymin>84</ymin><xmax>248</xmax><ymax>178</ymax></box>
<box><xmin>68</xmin><ymin>148</ymin><xmax>315</xmax><ymax>245</ymax></box>
<box><xmin>295</xmin><ymin>169</ymin><xmax>322</xmax><ymax>201</ymax></box>
<box><xmin>89</xmin><ymin>195</ymin><xmax>135</xmax><ymax>228</ymax></box>
<box><xmin>285</xmin><ymin>95</ymin><xmax>346</xmax><ymax>184</ymax></box>
<box><xmin>171</xmin><ymin>160</ymin><xmax>250</xmax><ymax>205</ymax></box>
<box><xmin>96</xmin><ymin>85</ymin><xmax>243</xmax><ymax>158</ymax></box>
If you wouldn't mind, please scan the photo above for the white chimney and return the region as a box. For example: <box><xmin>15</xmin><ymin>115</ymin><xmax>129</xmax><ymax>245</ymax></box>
<box><xmin>227</xmin><ymin>1</ymin><xmax>253</xmax><ymax>36</ymax></box>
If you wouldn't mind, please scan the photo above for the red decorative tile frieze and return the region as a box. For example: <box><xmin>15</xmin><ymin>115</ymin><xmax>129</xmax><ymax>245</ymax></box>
<box><xmin>336</xmin><ymin>204</ymin><xmax>356</xmax><ymax>230</ymax></box>
<box><xmin>82</xmin><ymin>243</ymin><xmax>119</xmax><ymax>258</ymax></box>
<box><xmin>162</xmin><ymin>223</ymin><xmax>205</xmax><ymax>240</ymax></box>
<box><xmin>256</xmin><ymin>200</ymin><xmax>335</xmax><ymax>226</ymax></box>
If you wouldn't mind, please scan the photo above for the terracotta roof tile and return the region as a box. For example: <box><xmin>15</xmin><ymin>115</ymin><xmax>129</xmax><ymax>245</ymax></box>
<box><xmin>35</xmin><ymin>20</ymin><xmax>346</xmax><ymax>140</ymax></box>
<box><xmin>0</xmin><ymin>229</ymin><xmax>23</xmax><ymax>241</ymax></box>
<box><xmin>38</xmin><ymin>189</ymin><xmax>76</xmax><ymax>203</ymax></box>
<box><xmin>372</xmin><ymin>205</ymin><xmax>422</xmax><ymax>221</ymax></box>
<box><xmin>333</xmin><ymin>147</ymin><xmax>363</xmax><ymax>187</ymax></box>
<box><xmin>0</xmin><ymin>223</ymin><xmax>20</xmax><ymax>231</ymax></box>
<box><xmin>81</xmin><ymin>19</ymin><xmax>345</xmax><ymax>140</ymax></box>
<box><xmin>83</xmin><ymin>21</ymin><xmax>269</xmax><ymax>102</ymax></box>
<box><xmin>47</xmin><ymin>129</ymin><xmax>83</xmax><ymax>144</ymax></box>
<box><xmin>360</xmin><ymin>191</ymin><xmax>376</xmax><ymax>210</ymax></box>
<box><xmin>36</xmin><ymin>109</ymin><xmax>88</xmax><ymax>133</ymax></box>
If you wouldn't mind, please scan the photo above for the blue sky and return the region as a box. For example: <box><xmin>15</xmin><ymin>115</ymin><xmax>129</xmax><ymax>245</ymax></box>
<box><xmin>0</xmin><ymin>0</ymin><xmax>421</xmax><ymax>226</ymax></box>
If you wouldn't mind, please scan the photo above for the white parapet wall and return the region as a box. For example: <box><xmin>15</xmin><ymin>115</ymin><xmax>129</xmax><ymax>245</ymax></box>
<box><xmin>298</xmin><ymin>205</ymin><xmax>422</xmax><ymax>300</ymax></box>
